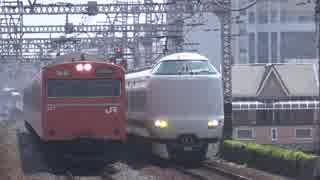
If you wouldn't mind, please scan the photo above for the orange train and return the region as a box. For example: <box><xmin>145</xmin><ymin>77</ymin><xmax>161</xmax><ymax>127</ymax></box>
<box><xmin>23</xmin><ymin>54</ymin><xmax>127</xmax><ymax>161</ymax></box>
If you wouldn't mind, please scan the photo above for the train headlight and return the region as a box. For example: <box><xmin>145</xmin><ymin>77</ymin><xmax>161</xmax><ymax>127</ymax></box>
<box><xmin>154</xmin><ymin>119</ymin><xmax>168</xmax><ymax>128</ymax></box>
<box><xmin>84</xmin><ymin>63</ymin><xmax>92</xmax><ymax>71</ymax></box>
<box><xmin>76</xmin><ymin>64</ymin><xmax>84</xmax><ymax>71</ymax></box>
<box><xmin>208</xmin><ymin>120</ymin><xmax>219</xmax><ymax>129</ymax></box>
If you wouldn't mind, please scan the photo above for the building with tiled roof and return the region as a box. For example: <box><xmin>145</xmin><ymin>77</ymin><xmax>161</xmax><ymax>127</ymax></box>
<box><xmin>231</xmin><ymin>63</ymin><xmax>319</xmax><ymax>152</ymax></box>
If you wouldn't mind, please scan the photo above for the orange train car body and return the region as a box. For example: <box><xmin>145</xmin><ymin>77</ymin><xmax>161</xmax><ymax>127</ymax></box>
<box><xmin>23</xmin><ymin>61</ymin><xmax>127</xmax><ymax>144</ymax></box>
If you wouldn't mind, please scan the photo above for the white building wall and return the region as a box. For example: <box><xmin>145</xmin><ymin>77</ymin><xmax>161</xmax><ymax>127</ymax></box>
<box><xmin>233</xmin><ymin>0</ymin><xmax>316</xmax><ymax>64</ymax></box>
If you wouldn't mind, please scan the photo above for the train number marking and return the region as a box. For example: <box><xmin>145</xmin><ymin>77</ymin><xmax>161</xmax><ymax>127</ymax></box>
<box><xmin>105</xmin><ymin>106</ymin><xmax>118</xmax><ymax>114</ymax></box>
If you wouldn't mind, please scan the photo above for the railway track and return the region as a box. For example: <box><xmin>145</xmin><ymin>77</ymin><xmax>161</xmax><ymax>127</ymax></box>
<box><xmin>172</xmin><ymin>162</ymin><xmax>252</xmax><ymax>180</ymax></box>
<box><xmin>201</xmin><ymin>162</ymin><xmax>252</xmax><ymax>180</ymax></box>
<box><xmin>50</xmin><ymin>170</ymin><xmax>116</xmax><ymax>180</ymax></box>
<box><xmin>26</xmin><ymin>168</ymin><xmax>117</xmax><ymax>180</ymax></box>
<box><xmin>122</xmin><ymin>151</ymin><xmax>253</xmax><ymax>180</ymax></box>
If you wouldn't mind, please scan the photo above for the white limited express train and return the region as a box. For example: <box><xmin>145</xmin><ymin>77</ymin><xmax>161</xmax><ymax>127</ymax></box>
<box><xmin>126</xmin><ymin>52</ymin><xmax>224</xmax><ymax>161</ymax></box>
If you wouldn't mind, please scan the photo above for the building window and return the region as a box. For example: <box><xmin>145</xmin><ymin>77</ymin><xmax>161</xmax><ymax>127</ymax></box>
<box><xmin>240</xmin><ymin>48</ymin><xmax>247</xmax><ymax>53</ymax></box>
<box><xmin>258</xmin><ymin>12</ymin><xmax>268</xmax><ymax>24</ymax></box>
<box><xmin>280</xmin><ymin>0</ymin><xmax>288</xmax><ymax>23</ymax></box>
<box><xmin>239</xmin><ymin>36</ymin><xmax>248</xmax><ymax>63</ymax></box>
<box><xmin>291</xmin><ymin>110</ymin><xmax>314</xmax><ymax>124</ymax></box>
<box><xmin>240</xmin><ymin>36</ymin><xmax>248</xmax><ymax>47</ymax></box>
<box><xmin>257</xmin><ymin>32</ymin><xmax>269</xmax><ymax>63</ymax></box>
<box><xmin>239</xmin><ymin>23</ymin><xmax>247</xmax><ymax>35</ymax></box>
<box><xmin>281</xmin><ymin>32</ymin><xmax>317</xmax><ymax>60</ymax></box>
<box><xmin>240</xmin><ymin>52</ymin><xmax>247</xmax><ymax>64</ymax></box>
<box><xmin>236</xmin><ymin>128</ymin><xmax>254</xmax><ymax>140</ymax></box>
<box><xmin>256</xmin><ymin>110</ymin><xmax>273</xmax><ymax>125</ymax></box>
<box><xmin>271</xmin><ymin>128</ymin><xmax>278</xmax><ymax>141</ymax></box>
<box><xmin>249</xmin><ymin>33</ymin><xmax>255</xmax><ymax>63</ymax></box>
<box><xmin>274</xmin><ymin>110</ymin><xmax>314</xmax><ymax>125</ymax></box>
<box><xmin>233</xmin><ymin>111</ymin><xmax>256</xmax><ymax>125</ymax></box>
<box><xmin>295</xmin><ymin>128</ymin><xmax>312</xmax><ymax>139</ymax></box>
<box><xmin>274</xmin><ymin>110</ymin><xmax>281</xmax><ymax>125</ymax></box>
<box><xmin>257</xmin><ymin>1</ymin><xmax>268</xmax><ymax>24</ymax></box>
<box><xmin>270</xmin><ymin>10</ymin><xmax>278</xmax><ymax>23</ymax></box>
<box><xmin>271</xmin><ymin>32</ymin><xmax>278</xmax><ymax>63</ymax></box>
<box><xmin>269</xmin><ymin>0</ymin><xmax>279</xmax><ymax>23</ymax></box>
<box><xmin>298</xmin><ymin>16</ymin><xmax>310</xmax><ymax>23</ymax></box>
<box><xmin>249</xmin><ymin>12</ymin><xmax>255</xmax><ymax>24</ymax></box>
<box><xmin>280</xmin><ymin>10</ymin><xmax>287</xmax><ymax>23</ymax></box>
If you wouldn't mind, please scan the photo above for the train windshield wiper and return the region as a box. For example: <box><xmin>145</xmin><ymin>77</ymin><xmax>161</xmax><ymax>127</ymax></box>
<box><xmin>186</xmin><ymin>64</ymin><xmax>194</xmax><ymax>75</ymax></box>
<box><xmin>196</xmin><ymin>70</ymin><xmax>212</xmax><ymax>74</ymax></box>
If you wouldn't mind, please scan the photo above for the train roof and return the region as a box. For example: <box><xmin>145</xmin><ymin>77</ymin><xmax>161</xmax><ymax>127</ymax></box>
<box><xmin>43</xmin><ymin>52</ymin><xmax>107</xmax><ymax>68</ymax></box>
<box><xmin>42</xmin><ymin>61</ymin><xmax>124</xmax><ymax>75</ymax></box>
<box><xmin>158</xmin><ymin>52</ymin><xmax>209</xmax><ymax>62</ymax></box>
<box><xmin>53</xmin><ymin>52</ymin><xmax>105</xmax><ymax>63</ymax></box>
<box><xmin>42</xmin><ymin>52</ymin><xmax>123</xmax><ymax>69</ymax></box>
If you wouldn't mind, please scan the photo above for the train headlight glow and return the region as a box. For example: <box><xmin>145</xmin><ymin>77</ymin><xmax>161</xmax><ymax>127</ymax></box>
<box><xmin>76</xmin><ymin>64</ymin><xmax>84</xmax><ymax>71</ymax></box>
<box><xmin>208</xmin><ymin>120</ymin><xmax>219</xmax><ymax>129</ymax></box>
<box><xmin>84</xmin><ymin>64</ymin><xmax>92</xmax><ymax>71</ymax></box>
<box><xmin>56</xmin><ymin>70</ymin><xmax>63</xmax><ymax>76</ymax></box>
<box><xmin>154</xmin><ymin>120</ymin><xmax>168</xmax><ymax>128</ymax></box>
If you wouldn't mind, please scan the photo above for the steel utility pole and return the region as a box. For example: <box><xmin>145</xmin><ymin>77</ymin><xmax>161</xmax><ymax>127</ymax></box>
<box><xmin>315</xmin><ymin>0</ymin><xmax>320</xmax><ymax>153</ymax></box>
<box><xmin>219</xmin><ymin>0</ymin><xmax>233</xmax><ymax>140</ymax></box>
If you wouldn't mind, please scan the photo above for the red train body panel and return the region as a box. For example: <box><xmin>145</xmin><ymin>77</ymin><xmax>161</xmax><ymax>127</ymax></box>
<box><xmin>23</xmin><ymin>61</ymin><xmax>127</xmax><ymax>143</ymax></box>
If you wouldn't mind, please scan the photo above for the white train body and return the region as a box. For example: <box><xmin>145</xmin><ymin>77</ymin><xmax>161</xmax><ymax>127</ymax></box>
<box><xmin>126</xmin><ymin>52</ymin><xmax>224</xmax><ymax>161</ymax></box>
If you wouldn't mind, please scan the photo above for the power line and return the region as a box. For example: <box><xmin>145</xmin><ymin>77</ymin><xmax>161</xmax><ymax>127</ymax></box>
<box><xmin>213</xmin><ymin>0</ymin><xmax>257</xmax><ymax>11</ymax></box>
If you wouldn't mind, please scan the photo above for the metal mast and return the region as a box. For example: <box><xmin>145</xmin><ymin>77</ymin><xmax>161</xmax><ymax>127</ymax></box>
<box><xmin>315</xmin><ymin>0</ymin><xmax>320</xmax><ymax>153</ymax></box>
<box><xmin>0</xmin><ymin>0</ymin><xmax>24</xmax><ymax>61</ymax></box>
<box><xmin>0</xmin><ymin>1</ymin><xmax>230</xmax><ymax>64</ymax></box>
<box><xmin>219</xmin><ymin>0</ymin><xmax>233</xmax><ymax>139</ymax></box>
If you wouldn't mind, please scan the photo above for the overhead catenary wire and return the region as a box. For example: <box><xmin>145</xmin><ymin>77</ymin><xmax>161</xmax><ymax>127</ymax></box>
<box><xmin>212</xmin><ymin>0</ymin><xmax>258</xmax><ymax>11</ymax></box>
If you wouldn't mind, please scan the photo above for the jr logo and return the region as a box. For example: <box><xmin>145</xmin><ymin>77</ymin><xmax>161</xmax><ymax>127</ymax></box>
<box><xmin>105</xmin><ymin>106</ymin><xmax>118</xmax><ymax>114</ymax></box>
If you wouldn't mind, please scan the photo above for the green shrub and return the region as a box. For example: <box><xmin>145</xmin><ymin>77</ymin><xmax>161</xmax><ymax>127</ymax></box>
<box><xmin>220</xmin><ymin>140</ymin><xmax>317</xmax><ymax>178</ymax></box>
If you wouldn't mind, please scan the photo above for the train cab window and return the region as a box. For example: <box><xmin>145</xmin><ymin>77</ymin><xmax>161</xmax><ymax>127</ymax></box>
<box><xmin>152</xmin><ymin>60</ymin><xmax>217</xmax><ymax>75</ymax></box>
<box><xmin>47</xmin><ymin>79</ymin><xmax>121</xmax><ymax>98</ymax></box>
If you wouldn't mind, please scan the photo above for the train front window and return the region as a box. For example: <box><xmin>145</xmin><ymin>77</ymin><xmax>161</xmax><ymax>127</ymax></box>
<box><xmin>152</xmin><ymin>60</ymin><xmax>217</xmax><ymax>75</ymax></box>
<box><xmin>47</xmin><ymin>79</ymin><xmax>121</xmax><ymax>98</ymax></box>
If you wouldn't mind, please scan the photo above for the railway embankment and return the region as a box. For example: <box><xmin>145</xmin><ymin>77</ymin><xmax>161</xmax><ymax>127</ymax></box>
<box><xmin>219</xmin><ymin>140</ymin><xmax>320</xmax><ymax>180</ymax></box>
<box><xmin>0</xmin><ymin>119</ymin><xmax>28</xmax><ymax>180</ymax></box>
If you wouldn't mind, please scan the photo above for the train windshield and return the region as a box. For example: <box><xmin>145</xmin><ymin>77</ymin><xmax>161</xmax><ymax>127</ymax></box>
<box><xmin>151</xmin><ymin>60</ymin><xmax>217</xmax><ymax>75</ymax></box>
<box><xmin>47</xmin><ymin>79</ymin><xmax>121</xmax><ymax>98</ymax></box>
